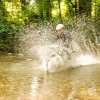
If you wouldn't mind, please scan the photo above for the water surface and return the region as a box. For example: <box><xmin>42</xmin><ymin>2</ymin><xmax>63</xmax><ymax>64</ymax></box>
<box><xmin>0</xmin><ymin>55</ymin><xmax>100</xmax><ymax>100</ymax></box>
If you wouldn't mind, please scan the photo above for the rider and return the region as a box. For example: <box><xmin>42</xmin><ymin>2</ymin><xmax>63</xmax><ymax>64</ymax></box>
<box><xmin>55</xmin><ymin>24</ymin><xmax>73</xmax><ymax>59</ymax></box>
<box><xmin>56</xmin><ymin>24</ymin><xmax>72</xmax><ymax>43</ymax></box>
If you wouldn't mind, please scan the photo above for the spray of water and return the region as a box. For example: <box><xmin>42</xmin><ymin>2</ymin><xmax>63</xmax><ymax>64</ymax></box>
<box><xmin>18</xmin><ymin>17</ymin><xmax>100</xmax><ymax>72</ymax></box>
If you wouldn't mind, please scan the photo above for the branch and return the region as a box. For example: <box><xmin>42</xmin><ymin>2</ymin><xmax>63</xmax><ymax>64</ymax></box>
<box><xmin>67</xmin><ymin>0</ymin><xmax>76</xmax><ymax>8</ymax></box>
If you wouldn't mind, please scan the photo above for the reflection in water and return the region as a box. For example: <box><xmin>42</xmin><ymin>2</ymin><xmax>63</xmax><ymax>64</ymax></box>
<box><xmin>0</xmin><ymin>55</ymin><xmax>100</xmax><ymax>100</ymax></box>
<box><xmin>31</xmin><ymin>77</ymin><xmax>39</xmax><ymax>96</ymax></box>
<box><xmin>30</xmin><ymin>76</ymin><xmax>42</xmax><ymax>100</ymax></box>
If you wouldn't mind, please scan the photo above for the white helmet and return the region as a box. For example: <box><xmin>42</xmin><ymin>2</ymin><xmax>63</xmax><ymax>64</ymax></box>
<box><xmin>56</xmin><ymin>24</ymin><xmax>64</xmax><ymax>30</ymax></box>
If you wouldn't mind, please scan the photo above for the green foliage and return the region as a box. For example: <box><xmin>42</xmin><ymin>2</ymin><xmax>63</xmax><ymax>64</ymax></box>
<box><xmin>0</xmin><ymin>15</ymin><xmax>21</xmax><ymax>52</ymax></box>
<box><xmin>0</xmin><ymin>0</ymin><xmax>100</xmax><ymax>53</ymax></box>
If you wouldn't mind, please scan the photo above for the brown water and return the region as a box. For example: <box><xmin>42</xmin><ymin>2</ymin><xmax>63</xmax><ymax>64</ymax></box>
<box><xmin>0</xmin><ymin>55</ymin><xmax>100</xmax><ymax>100</ymax></box>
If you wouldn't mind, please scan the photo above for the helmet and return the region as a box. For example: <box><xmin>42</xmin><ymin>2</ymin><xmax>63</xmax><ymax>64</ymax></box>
<box><xmin>56</xmin><ymin>24</ymin><xmax>64</xmax><ymax>30</ymax></box>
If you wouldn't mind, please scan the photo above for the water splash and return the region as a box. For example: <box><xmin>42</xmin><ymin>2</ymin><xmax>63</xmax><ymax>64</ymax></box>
<box><xmin>19</xmin><ymin>17</ymin><xmax>100</xmax><ymax>72</ymax></box>
<box><xmin>77</xmin><ymin>55</ymin><xmax>99</xmax><ymax>65</ymax></box>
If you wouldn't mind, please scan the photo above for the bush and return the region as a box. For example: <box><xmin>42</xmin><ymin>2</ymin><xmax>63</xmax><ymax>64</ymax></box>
<box><xmin>0</xmin><ymin>16</ymin><xmax>21</xmax><ymax>53</ymax></box>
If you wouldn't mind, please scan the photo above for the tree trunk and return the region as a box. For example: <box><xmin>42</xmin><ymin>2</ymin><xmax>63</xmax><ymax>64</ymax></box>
<box><xmin>58</xmin><ymin>0</ymin><xmax>62</xmax><ymax>23</ymax></box>
<box><xmin>36</xmin><ymin>0</ymin><xmax>44</xmax><ymax>21</ymax></box>
<box><xmin>0</xmin><ymin>0</ymin><xmax>7</xmax><ymax>16</ymax></box>
<box><xmin>67</xmin><ymin>0</ymin><xmax>78</xmax><ymax>18</ymax></box>
<box><xmin>45</xmin><ymin>0</ymin><xmax>51</xmax><ymax>21</ymax></box>
<box><xmin>75</xmin><ymin>0</ymin><xmax>77</xmax><ymax>16</ymax></box>
<box><xmin>79</xmin><ymin>0</ymin><xmax>92</xmax><ymax>16</ymax></box>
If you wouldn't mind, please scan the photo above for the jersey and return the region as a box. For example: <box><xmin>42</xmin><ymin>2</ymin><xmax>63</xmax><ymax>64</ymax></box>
<box><xmin>56</xmin><ymin>33</ymin><xmax>72</xmax><ymax>48</ymax></box>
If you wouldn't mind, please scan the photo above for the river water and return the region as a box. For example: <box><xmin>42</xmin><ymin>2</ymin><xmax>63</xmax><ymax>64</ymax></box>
<box><xmin>0</xmin><ymin>54</ymin><xmax>100</xmax><ymax>100</ymax></box>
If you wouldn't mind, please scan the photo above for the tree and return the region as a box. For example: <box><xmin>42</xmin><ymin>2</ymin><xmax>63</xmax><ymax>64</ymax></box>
<box><xmin>45</xmin><ymin>0</ymin><xmax>52</xmax><ymax>21</ymax></box>
<box><xmin>0</xmin><ymin>0</ymin><xmax>7</xmax><ymax>16</ymax></box>
<box><xmin>36</xmin><ymin>0</ymin><xmax>44</xmax><ymax>21</ymax></box>
<box><xmin>79</xmin><ymin>0</ymin><xmax>92</xmax><ymax>15</ymax></box>
<box><xmin>58</xmin><ymin>0</ymin><xmax>62</xmax><ymax>22</ymax></box>
<box><xmin>20</xmin><ymin>0</ymin><xmax>28</xmax><ymax>10</ymax></box>
<box><xmin>67</xmin><ymin>0</ymin><xmax>78</xmax><ymax>16</ymax></box>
